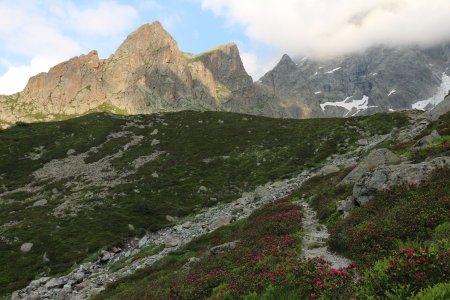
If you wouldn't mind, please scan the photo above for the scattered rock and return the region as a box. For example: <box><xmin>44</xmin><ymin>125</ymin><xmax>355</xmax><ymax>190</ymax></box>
<box><xmin>45</xmin><ymin>278</ymin><xmax>67</xmax><ymax>289</ymax></box>
<box><xmin>197</xmin><ymin>186</ymin><xmax>208</xmax><ymax>193</ymax></box>
<box><xmin>166</xmin><ymin>215</ymin><xmax>178</xmax><ymax>222</ymax></box>
<box><xmin>209</xmin><ymin>241</ymin><xmax>239</xmax><ymax>255</ymax></box>
<box><xmin>208</xmin><ymin>215</ymin><xmax>232</xmax><ymax>231</ymax></box>
<box><xmin>73</xmin><ymin>272</ymin><xmax>85</xmax><ymax>283</ymax></box>
<box><xmin>150</xmin><ymin>129</ymin><xmax>158</xmax><ymax>135</ymax></box>
<box><xmin>217</xmin><ymin>120</ymin><xmax>224</xmax><ymax>124</ymax></box>
<box><xmin>181</xmin><ymin>221</ymin><xmax>192</xmax><ymax>229</ymax></box>
<box><xmin>20</xmin><ymin>242</ymin><xmax>33</xmax><ymax>253</ymax></box>
<box><xmin>152</xmin><ymin>172</ymin><xmax>159</xmax><ymax>178</ymax></box>
<box><xmin>151</xmin><ymin>139</ymin><xmax>160</xmax><ymax>146</ymax></box>
<box><xmin>336</xmin><ymin>197</ymin><xmax>355</xmax><ymax>218</ymax></box>
<box><xmin>138</xmin><ymin>236</ymin><xmax>148</xmax><ymax>248</ymax></box>
<box><xmin>317</xmin><ymin>165</ymin><xmax>340</xmax><ymax>176</ymax></box>
<box><xmin>43</xmin><ymin>252</ymin><xmax>50</xmax><ymax>262</ymax></box>
<box><xmin>164</xmin><ymin>236</ymin><xmax>180</xmax><ymax>248</ymax></box>
<box><xmin>100</xmin><ymin>251</ymin><xmax>111</xmax><ymax>262</ymax></box>
<box><xmin>33</xmin><ymin>199</ymin><xmax>48</xmax><ymax>207</ymax></box>
<box><xmin>413</xmin><ymin>130</ymin><xmax>441</xmax><ymax>149</ymax></box>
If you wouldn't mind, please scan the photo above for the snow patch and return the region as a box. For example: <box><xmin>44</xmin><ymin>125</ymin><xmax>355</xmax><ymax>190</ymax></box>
<box><xmin>313</xmin><ymin>71</ymin><xmax>318</xmax><ymax>76</ymax></box>
<box><xmin>388</xmin><ymin>109</ymin><xmax>395</xmax><ymax>112</ymax></box>
<box><xmin>372</xmin><ymin>73</ymin><xmax>378</xmax><ymax>76</ymax></box>
<box><xmin>388</xmin><ymin>89</ymin><xmax>396</xmax><ymax>97</ymax></box>
<box><xmin>314</xmin><ymin>91</ymin><xmax>322</xmax><ymax>95</ymax></box>
<box><xmin>412</xmin><ymin>73</ymin><xmax>450</xmax><ymax>110</ymax></box>
<box><xmin>320</xmin><ymin>95</ymin><xmax>377</xmax><ymax>117</ymax></box>
<box><xmin>325</xmin><ymin>67</ymin><xmax>341</xmax><ymax>74</ymax></box>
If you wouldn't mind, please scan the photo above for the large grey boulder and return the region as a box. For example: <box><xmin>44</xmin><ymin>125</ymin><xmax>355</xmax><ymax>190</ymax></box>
<box><xmin>342</xmin><ymin>148</ymin><xmax>400</xmax><ymax>184</ymax></box>
<box><xmin>352</xmin><ymin>156</ymin><xmax>450</xmax><ymax>206</ymax></box>
<box><xmin>423</xmin><ymin>94</ymin><xmax>450</xmax><ymax>121</ymax></box>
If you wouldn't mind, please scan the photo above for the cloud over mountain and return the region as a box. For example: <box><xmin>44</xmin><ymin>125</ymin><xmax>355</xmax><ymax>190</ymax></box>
<box><xmin>202</xmin><ymin>0</ymin><xmax>450</xmax><ymax>59</ymax></box>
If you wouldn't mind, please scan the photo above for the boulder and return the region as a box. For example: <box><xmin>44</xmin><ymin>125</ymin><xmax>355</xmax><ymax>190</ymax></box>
<box><xmin>45</xmin><ymin>278</ymin><xmax>67</xmax><ymax>289</ymax></box>
<box><xmin>352</xmin><ymin>156</ymin><xmax>450</xmax><ymax>206</ymax></box>
<box><xmin>317</xmin><ymin>165</ymin><xmax>340</xmax><ymax>176</ymax></box>
<box><xmin>336</xmin><ymin>197</ymin><xmax>355</xmax><ymax>217</ymax></box>
<box><xmin>423</xmin><ymin>94</ymin><xmax>450</xmax><ymax>121</ymax></box>
<box><xmin>197</xmin><ymin>186</ymin><xmax>208</xmax><ymax>193</ymax></box>
<box><xmin>33</xmin><ymin>199</ymin><xmax>48</xmax><ymax>207</ymax></box>
<box><xmin>164</xmin><ymin>236</ymin><xmax>180</xmax><ymax>247</ymax></box>
<box><xmin>138</xmin><ymin>236</ymin><xmax>148</xmax><ymax>248</ymax></box>
<box><xmin>342</xmin><ymin>148</ymin><xmax>400</xmax><ymax>184</ymax></box>
<box><xmin>209</xmin><ymin>241</ymin><xmax>239</xmax><ymax>255</ymax></box>
<box><xmin>20</xmin><ymin>242</ymin><xmax>33</xmax><ymax>253</ymax></box>
<box><xmin>73</xmin><ymin>272</ymin><xmax>86</xmax><ymax>283</ymax></box>
<box><xmin>182</xmin><ymin>221</ymin><xmax>192</xmax><ymax>228</ymax></box>
<box><xmin>413</xmin><ymin>130</ymin><xmax>441</xmax><ymax>149</ymax></box>
<box><xmin>166</xmin><ymin>215</ymin><xmax>178</xmax><ymax>222</ymax></box>
<box><xmin>208</xmin><ymin>215</ymin><xmax>232</xmax><ymax>231</ymax></box>
<box><xmin>182</xmin><ymin>257</ymin><xmax>201</xmax><ymax>269</ymax></box>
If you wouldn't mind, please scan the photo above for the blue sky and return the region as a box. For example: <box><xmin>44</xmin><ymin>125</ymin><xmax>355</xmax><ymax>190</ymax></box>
<box><xmin>1</xmin><ymin>0</ymin><xmax>450</xmax><ymax>95</ymax></box>
<box><xmin>0</xmin><ymin>0</ymin><xmax>278</xmax><ymax>94</ymax></box>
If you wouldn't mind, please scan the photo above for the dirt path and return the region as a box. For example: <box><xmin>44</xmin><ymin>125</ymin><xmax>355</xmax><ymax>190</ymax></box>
<box><xmin>299</xmin><ymin>201</ymin><xmax>352</xmax><ymax>269</ymax></box>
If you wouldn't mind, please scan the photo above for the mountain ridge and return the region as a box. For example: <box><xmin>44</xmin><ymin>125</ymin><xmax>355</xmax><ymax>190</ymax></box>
<box><xmin>1</xmin><ymin>22</ymin><xmax>450</xmax><ymax>127</ymax></box>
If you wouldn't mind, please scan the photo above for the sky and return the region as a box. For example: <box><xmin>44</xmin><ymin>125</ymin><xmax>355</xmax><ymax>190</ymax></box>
<box><xmin>1</xmin><ymin>0</ymin><xmax>450</xmax><ymax>95</ymax></box>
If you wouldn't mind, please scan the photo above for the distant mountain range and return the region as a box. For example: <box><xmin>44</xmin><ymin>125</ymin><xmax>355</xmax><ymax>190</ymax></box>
<box><xmin>1</xmin><ymin>21</ymin><xmax>449</xmax><ymax>127</ymax></box>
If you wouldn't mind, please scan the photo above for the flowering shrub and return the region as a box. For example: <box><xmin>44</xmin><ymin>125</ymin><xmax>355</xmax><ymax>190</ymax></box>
<box><xmin>356</xmin><ymin>244</ymin><xmax>450</xmax><ymax>299</ymax></box>
<box><xmin>140</xmin><ymin>200</ymin><xmax>357</xmax><ymax>299</ymax></box>
<box><xmin>329</xmin><ymin>169</ymin><xmax>450</xmax><ymax>265</ymax></box>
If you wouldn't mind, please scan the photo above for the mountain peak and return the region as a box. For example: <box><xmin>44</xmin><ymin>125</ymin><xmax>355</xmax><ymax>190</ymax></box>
<box><xmin>278</xmin><ymin>54</ymin><xmax>296</xmax><ymax>67</ymax></box>
<box><xmin>115</xmin><ymin>21</ymin><xmax>178</xmax><ymax>57</ymax></box>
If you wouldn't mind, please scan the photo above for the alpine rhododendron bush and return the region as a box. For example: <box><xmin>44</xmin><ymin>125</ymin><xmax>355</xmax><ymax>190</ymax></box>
<box><xmin>329</xmin><ymin>168</ymin><xmax>450</xmax><ymax>265</ymax></box>
<box><xmin>356</xmin><ymin>243</ymin><xmax>450</xmax><ymax>299</ymax></box>
<box><xmin>94</xmin><ymin>169</ymin><xmax>450</xmax><ymax>299</ymax></box>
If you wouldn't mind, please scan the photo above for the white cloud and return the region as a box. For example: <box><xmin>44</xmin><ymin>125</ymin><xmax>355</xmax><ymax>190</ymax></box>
<box><xmin>202</xmin><ymin>0</ymin><xmax>450</xmax><ymax>59</ymax></box>
<box><xmin>0</xmin><ymin>1</ymin><xmax>139</xmax><ymax>94</ymax></box>
<box><xmin>0</xmin><ymin>56</ymin><xmax>61</xmax><ymax>95</ymax></box>
<box><xmin>66</xmin><ymin>1</ymin><xmax>138</xmax><ymax>36</ymax></box>
<box><xmin>240</xmin><ymin>52</ymin><xmax>279</xmax><ymax>81</ymax></box>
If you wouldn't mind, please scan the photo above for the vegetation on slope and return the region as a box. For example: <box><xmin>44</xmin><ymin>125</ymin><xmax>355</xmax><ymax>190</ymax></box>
<box><xmin>94</xmin><ymin>199</ymin><xmax>356</xmax><ymax>300</ymax></box>
<box><xmin>94</xmin><ymin>168</ymin><xmax>450</xmax><ymax>299</ymax></box>
<box><xmin>0</xmin><ymin>111</ymin><xmax>409</xmax><ymax>296</ymax></box>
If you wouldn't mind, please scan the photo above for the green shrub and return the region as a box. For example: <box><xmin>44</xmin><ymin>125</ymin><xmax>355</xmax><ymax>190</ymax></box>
<box><xmin>408</xmin><ymin>282</ymin><xmax>450</xmax><ymax>300</ymax></box>
<box><xmin>433</xmin><ymin>222</ymin><xmax>450</xmax><ymax>241</ymax></box>
<box><xmin>356</xmin><ymin>244</ymin><xmax>450</xmax><ymax>299</ymax></box>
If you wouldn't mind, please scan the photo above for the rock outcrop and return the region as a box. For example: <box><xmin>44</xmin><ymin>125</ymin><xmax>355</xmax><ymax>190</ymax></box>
<box><xmin>341</xmin><ymin>148</ymin><xmax>401</xmax><ymax>183</ymax></box>
<box><xmin>352</xmin><ymin>156</ymin><xmax>450</xmax><ymax>206</ymax></box>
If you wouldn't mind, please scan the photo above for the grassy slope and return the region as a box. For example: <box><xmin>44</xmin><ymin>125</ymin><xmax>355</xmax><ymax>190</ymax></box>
<box><xmin>0</xmin><ymin>111</ymin><xmax>408</xmax><ymax>296</ymax></box>
<box><xmin>93</xmin><ymin>112</ymin><xmax>450</xmax><ymax>299</ymax></box>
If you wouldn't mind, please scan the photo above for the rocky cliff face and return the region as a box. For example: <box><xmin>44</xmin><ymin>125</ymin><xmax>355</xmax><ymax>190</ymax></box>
<box><xmin>1</xmin><ymin>22</ymin><xmax>450</xmax><ymax>126</ymax></box>
<box><xmin>260</xmin><ymin>45</ymin><xmax>450</xmax><ymax>118</ymax></box>
<box><xmin>0</xmin><ymin>22</ymin><xmax>287</xmax><ymax>127</ymax></box>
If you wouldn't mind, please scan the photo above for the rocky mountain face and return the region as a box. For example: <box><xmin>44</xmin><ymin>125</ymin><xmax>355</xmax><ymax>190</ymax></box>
<box><xmin>1</xmin><ymin>22</ymin><xmax>450</xmax><ymax>127</ymax></box>
<box><xmin>0</xmin><ymin>22</ymin><xmax>288</xmax><ymax>127</ymax></box>
<box><xmin>260</xmin><ymin>44</ymin><xmax>450</xmax><ymax>117</ymax></box>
